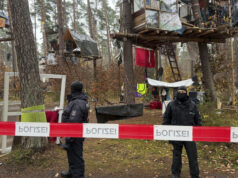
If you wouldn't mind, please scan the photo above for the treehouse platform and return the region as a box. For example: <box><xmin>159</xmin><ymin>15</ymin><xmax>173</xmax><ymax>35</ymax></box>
<box><xmin>112</xmin><ymin>0</ymin><xmax>238</xmax><ymax>49</ymax></box>
<box><xmin>111</xmin><ymin>25</ymin><xmax>238</xmax><ymax>49</ymax></box>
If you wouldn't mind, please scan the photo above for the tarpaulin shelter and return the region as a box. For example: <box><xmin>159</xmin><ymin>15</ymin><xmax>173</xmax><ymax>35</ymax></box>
<box><xmin>64</xmin><ymin>28</ymin><xmax>99</xmax><ymax>57</ymax></box>
<box><xmin>96</xmin><ymin>104</ymin><xmax>144</xmax><ymax>123</ymax></box>
<box><xmin>147</xmin><ymin>78</ymin><xmax>194</xmax><ymax>88</ymax></box>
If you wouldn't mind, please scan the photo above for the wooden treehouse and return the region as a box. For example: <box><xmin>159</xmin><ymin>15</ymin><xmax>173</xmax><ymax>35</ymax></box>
<box><xmin>112</xmin><ymin>0</ymin><xmax>238</xmax><ymax>81</ymax></box>
<box><xmin>47</xmin><ymin>28</ymin><xmax>99</xmax><ymax>61</ymax></box>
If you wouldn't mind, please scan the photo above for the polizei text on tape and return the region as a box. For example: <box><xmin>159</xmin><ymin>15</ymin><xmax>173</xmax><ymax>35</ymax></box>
<box><xmin>15</xmin><ymin>122</ymin><xmax>50</xmax><ymax>137</ymax></box>
<box><xmin>154</xmin><ymin>125</ymin><xmax>193</xmax><ymax>141</ymax></box>
<box><xmin>231</xmin><ymin>127</ymin><xmax>238</xmax><ymax>142</ymax></box>
<box><xmin>83</xmin><ymin>123</ymin><xmax>119</xmax><ymax>138</ymax></box>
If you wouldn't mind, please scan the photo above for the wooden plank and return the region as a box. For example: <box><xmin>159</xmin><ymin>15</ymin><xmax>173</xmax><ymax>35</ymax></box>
<box><xmin>112</xmin><ymin>32</ymin><xmax>226</xmax><ymax>44</ymax></box>
<box><xmin>134</xmin><ymin>22</ymin><xmax>146</xmax><ymax>29</ymax></box>
<box><xmin>160</xmin><ymin>31</ymin><xmax>168</xmax><ymax>35</ymax></box>
<box><xmin>138</xmin><ymin>29</ymin><xmax>149</xmax><ymax>34</ymax></box>
<box><xmin>134</xmin><ymin>13</ymin><xmax>145</xmax><ymax>24</ymax></box>
<box><xmin>207</xmin><ymin>30</ymin><xmax>229</xmax><ymax>38</ymax></box>
<box><xmin>169</xmin><ymin>31</ymin><xmax>179</xmax><ymax>36</ymax></box>
<box><xmin>182</xmin><ymin>21</ymin><xmax>195</xmax><ymax>28</ymax></box>
<box><xmin>132</xmin><ymin>9</ymin><xmax>145</xmax><ymax>18</ymax></box>
<box><xmin>133</xmin><ymin>23</ymin><xmax>146</xmax><ymax>32</ymax></box>
<box><xmin>183</xmin><ymin>29</ymin><xmax>193</xmax><ymax>35</ymax></box>
<box><xmin>0</xmin><ymin>37</ymin><xmax>14</xmax><ymax>42</ymax></box>
<box><xmin>197</xmin><ymin>29</ymin><xmax>215</xmax><ymax>37</ymax></box>
<box><xmin>134</xmin><ymin>19</ymin><xmax>145</xmax><ymax>27</ymax></box>
<box><xmin>188</xmin><ymin>29</ymin><xmax>202</xmax><ymax>37</ymax></box>
<box><xmin>145</xmin><ymin>7</ymin><xmax>160</xmax><ymax>11</ymax></box>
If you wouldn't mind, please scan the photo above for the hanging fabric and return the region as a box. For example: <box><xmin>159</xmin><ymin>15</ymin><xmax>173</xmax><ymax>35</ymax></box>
<box><xmin>135</xmin><ymin>47</ymin><xmax>155</xmax><ymax>68</ymax></box>
<box><xmin>137</xmin><ymin>83</ymin><xmax>147</xmax><ymax>95</ymax></box>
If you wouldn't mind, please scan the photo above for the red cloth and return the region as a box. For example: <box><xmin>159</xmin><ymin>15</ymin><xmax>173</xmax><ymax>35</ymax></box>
<box><xmin>135</xmin><ymin>47</ymin><xmax>155</xmax><ymax>68</ymax></box>
<box><xmin>149</xmin><ymin>101</ymin><xmax>162</xmax><ymax>109</ymax></box>
<box><xmin>199</xmin><ymin>0</ymin><xmax>209</xmax><ymax>8</ymax></box>
<box><xmin>46</xmin><ymin>110</ymin><xmax>59</xmax><ymax>142</ymax></box>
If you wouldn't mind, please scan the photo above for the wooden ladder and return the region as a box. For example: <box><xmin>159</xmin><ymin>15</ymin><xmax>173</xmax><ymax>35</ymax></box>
<box><xmin>161</xmin><ymin>43</ymin><xmax>182</xmax><ymax>81</ymax></box>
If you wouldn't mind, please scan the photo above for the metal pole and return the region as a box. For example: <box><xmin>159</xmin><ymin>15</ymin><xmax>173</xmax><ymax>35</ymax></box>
<box><xmin>56</xmin><ymin>75</ymin><xmax>66</xmax><ymax>144</ymax></box>
<box><xmin>1</xmin><ymin>72</ymin><xmax>9</xmax><ymax>153</ymax></box>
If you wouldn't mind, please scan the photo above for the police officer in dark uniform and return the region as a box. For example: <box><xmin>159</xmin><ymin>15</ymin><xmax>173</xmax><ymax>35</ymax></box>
<box><xmin>61</xmin><ymin>81</ymin><xmax>89</xmax><ymax>178</ymax></box>
<box><xmin>163</xmin><ymin>86</ymin><xmax>201</xmax><ymax>178</ymax></box>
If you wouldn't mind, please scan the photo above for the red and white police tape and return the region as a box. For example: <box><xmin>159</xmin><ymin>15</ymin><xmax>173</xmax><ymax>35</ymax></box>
<box><xmin>0</xmin><ymin>122</ymin><xmax>238</xmax><ymax>142</ymax></box>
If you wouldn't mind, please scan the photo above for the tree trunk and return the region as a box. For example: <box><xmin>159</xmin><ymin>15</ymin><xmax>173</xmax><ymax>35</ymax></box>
<box><xmin>191</xmin><ymin>0</ymin><xmax>203</xmax><ymax>27</ymax></box>
<box><xmin>234</xmin><ymin>37</ymin><xmax>238</xmax><ymax>89</ymax></box>
<box><xmin>41</xmin><ymin>0</ymin><xmax>48</xmax><ymax>58</ymax></box>
<box><xmin>103</xmin><ymin>0</ymin><xmax>112</xmax><ymax>66</ymax></box>
<box><xmin>34</xmin><ymin>0</ymin><xmax>37</xmax><ymax>48</ymax></box>
<box><xmin>9</xmin><ymin>0</ymin><xmax>47</xmax><ymax>149</ymax></box>
<box><xmin>73</xmin><ymin>0</ymin><xmax>76</xmax><ymax>31</ymax></box>
<box><xmin>57</xmin><ymin>0</ymin><xmax>64</xmax><ymax>57</ymax></box>
<box><xmin>87</xmin><ymin>0</ymin><xmax>94</xmax><ymax>39</ymax></box>
<box><xmin>92</xmin><ymin>0</ymin><xmax>98</xmax><ymax>39</ymax></box>
<box><xmin>198</xmin><ymin>43</ymin><xmax>217</xmax><ymax>100</ymax></box>
<box><xmin>191</xmin><ymin>0</ymin><xmax>217</xmax><ymax>101</ymax></box>
<box><xmin>63</xmin><ymin>0</ymin><xmax>67</xmax><ymax>28</ymax></box>
<box><xmin>119</xmin><ymin>1</ymin><xmax>123</xmax><ymax>32</ymax></box>
<box><xmin>123</xmin><ymin>0</ymin><xmax>135</xmax><ymax>104</ymax></box>
<box><xmin>87</xmin><ymin>0</ymin><xmax>97</xmax><ymax>80</ymax></box>
<box><xmin>228</xmin><ymin>0</ymin><xmax>235</xmax><ymax>105</ymax></box>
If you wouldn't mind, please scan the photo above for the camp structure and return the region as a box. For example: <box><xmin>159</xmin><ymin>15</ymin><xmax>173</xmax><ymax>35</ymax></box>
<box><xmin>0</xmin><ymin>10</ymin><xmax>9</xmax><ymax>28</ymax></box>
<box><xmin>47</xmin><ymin>28</ymin><xmax>99</xmax><ymax>64</ymax></box>
<box><xmin>63</xmin><ymin>28</ymin><xmax>99</xmax><ymax>59</ymax></box>
<box><xmin>112</xmin><ymin>0</ymin><xmax>238</xmax><ymax>46</ymax></box>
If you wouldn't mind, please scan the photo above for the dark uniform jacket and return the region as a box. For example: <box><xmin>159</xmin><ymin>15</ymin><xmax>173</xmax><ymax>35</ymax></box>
<box><xmin>163</xmin><ymin>99</ymin><xmax>201</xmax><ymax>126</ymax></box>
<box><xmin>62</xmin><ymin>92</ymin><xmax>89</xmax><ymax>123</ymax></box>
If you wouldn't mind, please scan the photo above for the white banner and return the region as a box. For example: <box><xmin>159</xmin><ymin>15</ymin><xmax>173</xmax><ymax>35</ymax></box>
<box><xmin>83</xmin><ymin>123</ymin><xmax>119</xmax><ymax>139</ymax></box>
<box><xmin>15</xmin><ymin>122</ymin><xmax>50</xmax><ymax>137</ymax></box>
<box><xmin>231</xmin><ymin>127</ymin><xmax>238</xmax><ymax>142</ymax></box>
<box><xmin>147</xmin><ymin>78</ymin><xmax>194</xmax><ymax>88</ymax></box>
<box><xmin>154</xmin><ymin>125</ymin><xmax>193</xmax><ymax>141</ymax></box>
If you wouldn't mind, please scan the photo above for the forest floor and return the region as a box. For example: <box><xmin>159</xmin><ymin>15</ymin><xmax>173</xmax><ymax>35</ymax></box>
<box><xmin>1</xmin><ymin>104</ymin><xmax>238</xmax><ymax>178</ymax></box>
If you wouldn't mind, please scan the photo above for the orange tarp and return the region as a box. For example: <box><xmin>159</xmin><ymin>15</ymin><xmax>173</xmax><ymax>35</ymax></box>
<box><xmin>0</xmin><ymin>18</ymin><xmax>5</xmax><ymax>28</ymax></box>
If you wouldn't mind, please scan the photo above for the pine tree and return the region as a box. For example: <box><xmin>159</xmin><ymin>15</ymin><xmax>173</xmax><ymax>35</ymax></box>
<box><xmin>9</xmin><ymin>0</ymin><xmax>47</xmax><ymax>149</ymax></box>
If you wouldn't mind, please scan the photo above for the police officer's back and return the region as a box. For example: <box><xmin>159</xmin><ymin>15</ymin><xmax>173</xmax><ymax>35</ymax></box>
<box><xmin>61</xmin><ymin>81</ymin><xmax>89</xmax><ymax>178</ymax></box>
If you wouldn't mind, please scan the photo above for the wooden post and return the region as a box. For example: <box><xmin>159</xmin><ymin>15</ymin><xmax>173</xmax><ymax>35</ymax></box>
<box><xmin>191</xmin><ymin>60</ymin><xmax>194</xmax><ymax>78</ymax></box>
<box><xmin>155</xmin><ymin>48</ymin><xmax>159</xmax><ymax>80</ymax></box>
<box><xmin>93</xmin><ymin>58</ymin><xmax>97</xmax><ymax>80</ymax></box>
<box><xmin>158</xmin><ymin>48</ymin><xmax>162</xmax><ymax>68</ymax></box>
<box><xmin>229</xmin><ymin>0</ymin><xmax>236</xmax><ymax>105</ymax></box>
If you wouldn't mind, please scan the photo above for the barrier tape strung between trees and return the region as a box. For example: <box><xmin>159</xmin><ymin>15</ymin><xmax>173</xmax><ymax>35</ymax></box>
<box><xmin>0</xmin><ymin>122</ymin><xmax>238</xmax><ymax>143</ymax></box>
